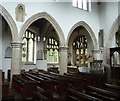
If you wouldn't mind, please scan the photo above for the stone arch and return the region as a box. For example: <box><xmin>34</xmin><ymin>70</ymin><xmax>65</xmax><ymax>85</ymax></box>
<box><xmin>105</xmin><ymin>16</ymin><xmax>120</xmax><ymax>64</ymax></box>
<box><xmin>0</xmin><ymin>4</ymin><xmax>18</xmax><ymax>41</ymax></box>
<box><xmin>106</xmin><ymin>16</ymin><xmax>120</xmax><ymax>48</ymax></box>
<box><xmin>19</xmin><ymin>12</ymin><xmax>65</xmax><ymax>47</ymax></box>
<box><xmin>66</xmin><ymin>21</ymin><xmax>98</xmax><ymax>49</ymax></box>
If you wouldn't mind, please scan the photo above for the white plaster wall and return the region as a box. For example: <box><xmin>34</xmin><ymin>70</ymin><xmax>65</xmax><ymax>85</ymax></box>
<box><xmin>36</xmin><ymin>60</ymin><xmax>47</xmax><ymax>70</ymax></box>
<box><xmin>99</xmin><ymin>2</ymin><xmax>118</xmax><ymax>47</ymax></box>
<box><xmin>118</xmin><ymin>1</ymin><xmax>120</xmax><ymax>15</ymax></box>
<box><xmin>2</xmin><ymin>24</ymin><xmax>12</xmax><ymax>79</ymax></box>
<box><xmin>3</xmin><ymin>58</ymin><xmax>11</xmax><ymax>79</ymax></box>
<box><xmin>1</xmin><ymin>2</ymin><xmax>100</xmax><ymax>42</ymax></box>
<box><xmin>21</xmin><ymin>64</ymin><xmax>36</xmax><ymax>71</ymax></box>
<box><xmin>21</xmin><ymin>60</ymin><xmax>47</xmax><ymax>71</ymax></box>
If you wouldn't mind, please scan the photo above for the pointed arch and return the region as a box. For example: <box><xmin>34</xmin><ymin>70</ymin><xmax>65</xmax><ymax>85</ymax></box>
<box><xmin>19</xmin><ymin>12</ymin><xmax>65</xmax><ymax>47</ymax></box>
<box><xmin>66</xmin><ymin>21</ymin><xmax>98</xmax><ymax>49</ymax></box>
<box><xmin>0</xmin><ymin>4</ymin><xmax>18</xmax><ymax>41</ymax></box>
<box><xmin>105</xmin><ymin>16</ymin><xmax>120</xmax><ymax>64</ymax></box>
<box><xmin>106</xmin><ymin>16</ymin><xmax>120</xmax><ymax>48</ymax></box>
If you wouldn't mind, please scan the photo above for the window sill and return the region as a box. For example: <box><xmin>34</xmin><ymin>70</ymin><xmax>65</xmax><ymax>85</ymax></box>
<box><xmin>23</xmin><ymin>62</ymin><xmax>36</xmax><ymax>65</ymax></box>
<box><xmin>47</xmin><ymin>63</ymin><xmax>59</xmax><ymax>65</ymax></box>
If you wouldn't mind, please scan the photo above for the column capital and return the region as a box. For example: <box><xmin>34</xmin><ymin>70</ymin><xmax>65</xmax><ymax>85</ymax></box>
<box><xmin>91</xmin><ymin>49</ymin><xmax>101</xmax><ymax>53</ymax></box>
<box><xmin>11</xmin><ymin>42</ymin><xmax>22</xmax><ymax>48</ymax></box>
<box><xmin>92</xmin><ymin>48</ymin><xmax>104</xmax><ymax>54</ymax></box>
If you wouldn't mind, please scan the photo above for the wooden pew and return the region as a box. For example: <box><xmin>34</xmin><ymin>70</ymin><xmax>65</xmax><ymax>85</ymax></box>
<box><xmin>39</xmin><ymin>72</ymin><xmax>78</xmax><ymax>92</ymax></box>
<box><xmin>2</xmin><ymin>95</ymin><xmax>15</xmax><ymax>101</ymax></box>
<box><xmin>22</xmin><ymin>72</ymin><xmax>59</xmax><ymax>92</ymax></box>
<box><xmin>104</xmin><ymin>83</ymin><xmax>120</xmax><ymax>93</ymax></box>
<box><xmin>64</xmin><ymin>73</ymin><xmax>95</xmax><ymax>90</ymax></box>
<box><xmin>32</xmin><ymin>92</ymin><xmax>51</xmax><ymax>101</ymax></box>
<box><xmin>64</xmin><ymin>72</ymin><xmax>107</xmax><ymax>90</ymax></box>
<box><xmin>87</xmin><ymin>86</ymin><xmax>120</xmax><ymax>100</ymax></box>
<box><xmin>29</xmin><ymin>70</ymin><xmax>88</xmax><ymax>92</ymax></box>
<box><xmin>12</xmin><ymin>75</ymin><xmax>37</xmax><ymax>98</ymax></box>
<box><xmin>66</xmin><ymin>96</ymin><xmax>81</xmax><ymax>101</ymax></box>
<box><xmin>7</xmin><ymin>70</ymin><xmax>11</xmax><ymax>82</ymax></box>
<box><xmin>49</xmin><ymin>72</ymin><xmax>75</xmax><ymax>87</ymax></box>
<box><xmin>66</xmin><ymin>89</ymin><xmax>102</xmax><ymax>101</ymax></box>
<box><xmin>47</xmin><ymin>67</ymin><xmax>59</xmax><ymax>74</ymax></box>
<box><xmin>2</xmin><ymin>82</ymin><xmax>15</xmax><ymax>101</ymax></box>
<box><xmin>96</xmin><ymin>83</ymin><xmax>120</xmax><ymax>94</ymax></box>
<box><xmin>30</xmin><ymin>71</ymin><xmax>68</xmax><ymax>92</ymax></box>
<box><xmin>2</xmin><ymin>82</ymin><xmax>9</xmax><ymax>97</ymax></box>
<box><xmin>86</xmin><ymin>91</ymin><xmax>116</xmax><ymax>101</ymax></box>
<box><xmin>2</xmin><ymin>71</ymin><xmax>5</xmax><ymax>83</ymax></box>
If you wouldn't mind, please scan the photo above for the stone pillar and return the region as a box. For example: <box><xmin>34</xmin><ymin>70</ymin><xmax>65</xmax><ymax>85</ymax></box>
<box><xmin>92</xmin><ymin>49</ymin><xmax>101</xmax><ymax>60</ymax></box>
<box><xmin>104</xmin><ymin>48</ymin><xmax>112</xmax><ymax>81</ymax></box>
<box><xmin>11</xmin><ymin>42</ymin><xmax>22</xmax><ymax>78</ymax></box>
<box><xmin>59</xmin><ymin>47</ymin><xmax>68</xmax><ymax>74</ymax></box>
<box><xmin>0</xmin><ymin>70</ymin><xmax>2</xmax><ymax>100</ymax></box>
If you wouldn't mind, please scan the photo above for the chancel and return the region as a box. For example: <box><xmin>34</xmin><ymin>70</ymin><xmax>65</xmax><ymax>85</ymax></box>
<box><xmin>0</xmin><ymin>0</ymin><xmax>120</xmax><ymax>101</ymax></box>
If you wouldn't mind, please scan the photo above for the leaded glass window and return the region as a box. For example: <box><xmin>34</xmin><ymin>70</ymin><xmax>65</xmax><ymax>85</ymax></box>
<box><xmin>22</xmin><ymin>30</ymin><xmax>35</xmax><ymax>63</ymax></box>
<box><xmin>47</xmin><ymin>37</ymin><xmax>59</xmax><ymax>63</ymax></box>
<box><xmin>73</xmin><ymin>35</ymin><xmax>88</xmax><ymax>66</ymax></box>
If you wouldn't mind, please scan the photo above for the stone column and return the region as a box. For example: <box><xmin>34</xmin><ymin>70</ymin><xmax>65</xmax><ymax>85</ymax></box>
<box><xmin>59</xmin><ymin>47</ymin><xmax>68</xmax><ymax>74</ymax></box>
<box><xmin>104</xmin><ymin>48</ymin><xmax>112</xmax><ymax>81</ymax></box>
<box><xmin>92</xmin><ymin>49</ymin><xmax>101</xmax><ymax>60</ymax></box>
<box><xmin>11</xmin><ymin>42</ymin><xmax>22</xmax><ymax>78</ymax></box>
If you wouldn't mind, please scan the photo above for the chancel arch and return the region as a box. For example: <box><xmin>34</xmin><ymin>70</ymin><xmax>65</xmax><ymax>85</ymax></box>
<box><xmin>66</xmin><ymin>21</ymin><xmax>98</xmax><ymax>67</ymax></box>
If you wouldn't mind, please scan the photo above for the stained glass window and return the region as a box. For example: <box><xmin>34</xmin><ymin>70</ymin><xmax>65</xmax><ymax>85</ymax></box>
<box><xmin>73</xmin><ymin>35</ymin><xmax>88</xmax><ymax>66</ymax></box>
<box><xmin>47</xmin><ymin>37</ymin><xmax>59</xmax><ymax>63</ymax></box>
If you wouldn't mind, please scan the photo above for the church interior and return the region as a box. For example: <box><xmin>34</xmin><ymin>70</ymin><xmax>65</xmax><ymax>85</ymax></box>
<box><xmin>0</xmin><ymin>0</ymin><xmax>120</xmax><ymax>101</ymax></box>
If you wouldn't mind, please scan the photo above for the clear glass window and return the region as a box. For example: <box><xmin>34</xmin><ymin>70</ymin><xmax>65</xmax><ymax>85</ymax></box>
<box><xmin>22</xmin><ymin>30</ymin><xmax>35</xmax><ymax>63</ymax></box>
